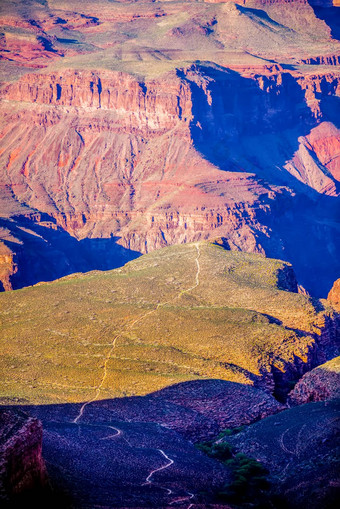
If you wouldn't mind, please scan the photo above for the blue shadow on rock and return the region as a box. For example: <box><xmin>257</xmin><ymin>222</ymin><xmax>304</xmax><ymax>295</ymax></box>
<box><xmin>178</xmin><ymin>64</ymin><xmax>340</xmax><ymax>298</ymax></box>
<box><xmin>0</xmin><ymin>214</ymin><xmax>141</xmax><ymax>291</ymax></box>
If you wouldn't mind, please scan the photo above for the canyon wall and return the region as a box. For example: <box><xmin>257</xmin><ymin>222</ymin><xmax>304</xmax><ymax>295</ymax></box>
<box><xmin>0</xmin><ymin>0</ymin><xmax>339</xmax><ymax>295</ymax></box>
<box><xmin>288</xmin><ymin>356</ymin><xmax>340</xmax><ymax>403</ymax></box>
<box><xmin>328</xmin><ymin>278</ymin><xmax>340</xmax><ymax>310</ymax></box>
<box><xmin>0</xmin><ymin>409</ymin><xmax>48</xmax><ymax>505</ymax></box>
<box><xmin>1</xmin><ymin>64</ymin><xmax>339</xmax><ymax>295</ymax></box>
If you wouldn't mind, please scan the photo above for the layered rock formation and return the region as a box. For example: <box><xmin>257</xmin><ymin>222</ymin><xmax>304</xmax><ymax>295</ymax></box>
<box><xmin>288</xmin><ymin>356</ymin><xmax>340</xmax><ymax>403</ymax></box>
<box><xmin>0</xmin><ymin>0</ymin><xmax>339</xmax><ymax>295</ymax></box>
<box><xmin>0</xmin><ymin>64</ymin><xmax>339</xmax><ymax>295</ymax></box>
<box><xmin>0</xmin><ymin>409</ymin><xmax>48</xmax><ymax>506</ymax></box>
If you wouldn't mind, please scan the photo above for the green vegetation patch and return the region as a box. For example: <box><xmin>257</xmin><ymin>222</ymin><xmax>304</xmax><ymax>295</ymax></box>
<box><xmin>0</xmin><ymin>241</ymin><xmax>332</xmax><ymax>405</ymax></box>
<box><xmin>196</xmin><ymin>436</ymin><xmax>270</xmax><ymax>506</ymax></box>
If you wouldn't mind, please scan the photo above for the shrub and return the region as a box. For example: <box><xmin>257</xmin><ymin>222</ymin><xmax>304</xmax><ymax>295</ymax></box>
<box><xmin>196</xmin><ymin>439</ymin><xmax>270</xmax><ymax>506</ymax></box>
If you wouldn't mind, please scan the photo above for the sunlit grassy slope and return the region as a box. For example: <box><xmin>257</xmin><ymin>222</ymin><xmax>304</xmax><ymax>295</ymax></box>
<box><xmin>0</xmin><ymin>241</ymin><xmax>331</xmax><ymax>405</ymax></box>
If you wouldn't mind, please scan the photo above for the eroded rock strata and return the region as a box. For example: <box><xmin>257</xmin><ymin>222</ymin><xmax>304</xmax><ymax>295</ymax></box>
<box><xmin>0</xmin><ymin>0</ymin><xmax>339</xmax><ymax>295</ymax></box>
<box><xmin>0</xmin><ymin>409</ymin><xmax>48</xmax><ymax>506</ymax></box>
<box><xmin>288</xmin><ymin>356</ymin><xmax>340</xmax><ymax>404</ymax></box>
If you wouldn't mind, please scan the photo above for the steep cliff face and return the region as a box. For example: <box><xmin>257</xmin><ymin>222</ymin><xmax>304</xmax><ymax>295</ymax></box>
<box><xmin>0</xmin><ymin>214</ymin><xmax>140</xmax><ymax>290</ymax></box>
<box><xmin>268</xmin><ymin>310</ymin><xmax>340</xmax><ymax>401</ymax></box>
<box><xmin>328</xmin><ymin>278</ymin><xmax>340</xmax><ymax>310</ymax></box>
<box><xmin>0</xmin><ymin>0</ymin><xmax>339</xmax><ymax>295</ymax></box>
<box><xmin>1</xmin><ymin>64</ymin><xmax>339</xmax><ymax>295</ymax></box>
<box><xmin>0</xmin><ymin>409</ymin><xmax>48</xmax><ymax>505</ymax></box>
<box><xmin>288</xmin><ymin>356</ymin><xmax>340</xmax><ymax>404</ymax></box>
<box><xmin>0</xmin><ymin>242</ymin><xmax>16</xmax><ymax>291</ymax></box>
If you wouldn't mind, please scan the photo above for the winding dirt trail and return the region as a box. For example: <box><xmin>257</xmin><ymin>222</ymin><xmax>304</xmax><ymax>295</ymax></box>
<box><xmin>73</xmin><ymin>243</ymin><xmax>201</xmax><ymax>424</ymax></box>
<box><xmin>143</xmin><ymin>448</ymin><xmax>174</xmax><ymax>495</ymax></box>
<box><xmin>71</xmin><ymin>244</ymin><xmax>201</xmax><ymax>506</ymax></box>
<box><xmin>100</xmin><ymin>425</ymin><xmax>121</xmax><ymax>440</ymax></box>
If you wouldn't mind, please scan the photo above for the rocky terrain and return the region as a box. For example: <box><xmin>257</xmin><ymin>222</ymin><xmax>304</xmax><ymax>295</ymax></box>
<box><xmin>226</xmin><ymin>400</ymin><xmax>340</xmax><ymax>509</ymax></box>
<box><xmin>3</xmin><ymin>380</ymin><xmax>283</xmax><ymax>508</ymax></box>
<box><xmin>0</xmin><ymin>0</ymin><xmax>339</xmax><ymax>296</ymax></box>
<box><xmin>328</xmin><ymin>278</ymin><xmax>340</xmax><ymax>311</ymax></box>
<box><xmin>0</xmin><ymin>1</ymin><xmax>339</xmax><ymax>507</ymax></box>
<box><xmin>288</xmin><ymin>355</ymin><xmax>340</xmax><ymax>403</ymax></box>
<box><xmin>0</xmin><ymin>408</ymin><xmax>49</xmax><ymax>507</ymax></box>
<box><xmin>0</xmin><ymin>240</ymin><xmax>339</xmax><ymax>506</ymax></box>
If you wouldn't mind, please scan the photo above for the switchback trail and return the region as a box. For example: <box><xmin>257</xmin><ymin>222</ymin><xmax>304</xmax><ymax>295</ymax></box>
<box><xmin>70</xmin><ymin>244</ymin><xmax>201</xmax><ymax>506</ymax></box>
<box><xmin>73</xmin><ymin>243</ymin><xmax>201</xmax><ymax>423</ymax></box>
<box><xmin>143</xmin><ymin>448</ymin><xmax>174</xmax><ymax>495</ymax></box>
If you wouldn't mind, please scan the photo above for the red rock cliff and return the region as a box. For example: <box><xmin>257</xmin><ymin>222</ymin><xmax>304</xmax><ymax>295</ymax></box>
<box><xmin>0</xmin><ymin>409</ymin><xmax>48</xmax><ymax>505</ymax></box>
<box><xmin>0</xmin><ymin>64</ymin><xmax>339</xmax><ymax>295</ymax></box>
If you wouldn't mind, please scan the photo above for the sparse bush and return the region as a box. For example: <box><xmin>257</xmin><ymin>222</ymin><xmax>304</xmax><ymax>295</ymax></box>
<box><xmin>217</xmin><ymin>453</ymin><xmax>270</xmax><ymax>505</ymax></box>
<box><xmin>196</xmin><ymin>441</ymin><xmax>233</xmax><ymax>461</ymax></box>
<box><xmin>196</xmin><ymin>440</ymin><xmax>270</xmax><ymax>506</ymax></box>
<box><xmin>216</xmin><ymin>426</ymin><xmax>244</xmax><ymax>439</ymax></box>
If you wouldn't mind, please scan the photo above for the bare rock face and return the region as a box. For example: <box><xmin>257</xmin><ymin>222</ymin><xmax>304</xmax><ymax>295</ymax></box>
<box><xmin>288</xmin><ymin>356</ymin><xmax>340</xmax><ymax>404</ymax></box>
<box><xmin>328</xmin><ymin>278</ymin><xmax>340</xmax><ymax>311</ymax></box>
<box><xmin>0</xmin><ymin>65</ymin><xmax>339</xmax><ymax>296</ymax></box>
<box><xmin>0</xmin><ymin>409</ymin><xmax>48</xmax><ymax>506</ymax></box>
<box><xmin>0</xmin><ymin>0</ymin><xmax>339</xmax><ymax>296</ymax></box>
<box><xmin>0</xmin><ymin>243</ymin><xmax>16</xmax><ymax>291</ymax></box>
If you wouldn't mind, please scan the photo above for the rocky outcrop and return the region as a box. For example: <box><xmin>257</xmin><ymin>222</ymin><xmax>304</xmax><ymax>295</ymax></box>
<box><xmin>299</xmin><ymin>54</ymin><xmax>340</xmax><ymax>65</ymax></box>
<box><xmin>0</xmin><ymin>409</ymin><xmax>48</xmax><ymax>505</ymax></box>
<box><xmin>0</xmin><ymin>242</ymin><xmax>16</xmax><ymax>291</ymax></box>
<box><xmin>149</xmin><ymin>380</ymin><xmax>285</xmax><ymax>439</ymax></box>
<box><xmin>328</xmin><ymin>278</ymin><xmax>340</xmax><ymax>311</ymax></box>
<box><xmin>0</xmin><ymin>0</ymin><xmax>339</xmax><ymax>295</ymax></box>
<box><xmin>286</xmin><ymin>122</ymin><xmax>340</xmax><ymax>190</ymax></box>
<box><xmin>268</xmin><ymin>310</ymin><xmax>340</xmax><ymax>401</ymax></box>
<box><xmin>0</xmin><ymin>70</ymin><xmax>192</xmax><ymax>131</ymax></box>
<box><xmin>288</xmin><ymin>356</ymin><xmax>340</xmax><ymax>403</ymax></box>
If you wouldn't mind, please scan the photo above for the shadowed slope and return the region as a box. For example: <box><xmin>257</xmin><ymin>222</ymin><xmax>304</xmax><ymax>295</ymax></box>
<box><xmin>0</xmin><ymin>215</ymin><xmax>140</xmax><ymax>290</ymax></box>
<box><xmin>227</xmin><ymin>399</ymin><xmax>340</xmax><ymax>509</ymax></box>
